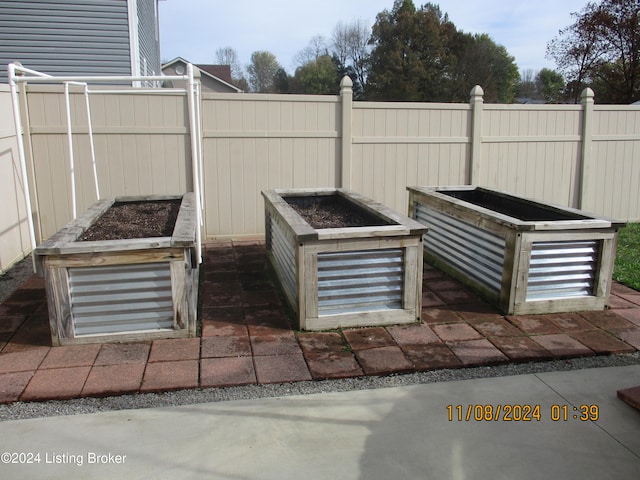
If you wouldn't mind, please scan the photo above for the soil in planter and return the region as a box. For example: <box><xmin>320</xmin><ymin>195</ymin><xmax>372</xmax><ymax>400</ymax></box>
<box><xmin>443</xmin><ymin>190</ymin><xmax>587</xmax><ymax>222</ymax></box>
<box><xmin>285</xmin><ymin>195</ymin><xmax>390</xmax><ymax>229</ymax></box>
<box><xmin>77</xmin><ymin>199</ymin><xmax>181</xmax><ymax>241</ymax></box>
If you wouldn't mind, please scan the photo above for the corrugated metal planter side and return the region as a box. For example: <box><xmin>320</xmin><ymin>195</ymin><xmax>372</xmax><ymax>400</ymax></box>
<box><xmin>408</xmin><ymin>186</ymin><xmax>624</xmax><ymax>315</ymax></box>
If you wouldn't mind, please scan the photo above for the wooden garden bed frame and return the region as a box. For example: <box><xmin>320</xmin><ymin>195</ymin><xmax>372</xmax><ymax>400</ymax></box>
<box><xmin>263</xmin><ymin>188</ymin><xmax>427</xmax><ymax>330</ymax></box>
<box><xmin>34</xmin><ymin>193</ymin><xmax>199</xmax><ymax>345</ymax></box>
<box><xmin>408</xmin><ymin>185</ymin><xmax>625</xmax><ymax>315</ymax></box>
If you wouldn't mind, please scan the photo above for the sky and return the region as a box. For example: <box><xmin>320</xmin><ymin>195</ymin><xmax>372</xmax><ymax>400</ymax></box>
<box><xmin>158</xmin><ymin>0</ymin><xmax>590</xmax><ymax>75</ymax></box>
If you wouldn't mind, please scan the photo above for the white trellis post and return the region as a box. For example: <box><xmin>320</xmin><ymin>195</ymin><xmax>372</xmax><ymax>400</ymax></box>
<box><xmin>340</xmin><ymin>75</ymin><xmax>353</xmax><ymax>189</ymax></box>
<box><xmin>469</xmin><ymin>85</ymin><xmax>484</xmax><ymax>185</ymax></box>
<box><xmin>578</xmin><ymin>87</ymin><xmax>595</xmax><ymax>210</ymax></box>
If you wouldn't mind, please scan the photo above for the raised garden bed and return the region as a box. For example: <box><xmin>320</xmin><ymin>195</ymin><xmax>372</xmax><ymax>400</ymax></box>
<box><xmin>408</xmin><ymin>185</ymin><xmax>626</xmax><ymax>315</ymax></box>
<box><xmin>262</xmin><ymin>188</ymin><xmax>427</xmax><ymax>330</ymax></box>
<box><xmin>34</xmin><ymin>194</ymin><xmax>199</xmax><ymax>345</ymax></box>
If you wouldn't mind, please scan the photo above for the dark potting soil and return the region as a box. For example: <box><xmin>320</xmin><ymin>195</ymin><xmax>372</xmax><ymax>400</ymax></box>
<box><xmin>77</xmin><ymin>199</ymin><xmax>181</xmax><ymax>241</ymax></box>
<box><xmin>285</xmin><ymin>196</ymin><xmax>389</xmax><ymax>229</ymax></box>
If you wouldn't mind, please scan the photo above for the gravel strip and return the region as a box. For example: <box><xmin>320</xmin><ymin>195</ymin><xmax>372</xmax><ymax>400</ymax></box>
<box><xmin>1</xmin><ymin>255</ymin><xmax>639</xmax><ymax>421</ymax></box>
<box><xmin>0</xmin><ymin>255</ymin><xmax>35</xmax><ymax>304</ymax></box>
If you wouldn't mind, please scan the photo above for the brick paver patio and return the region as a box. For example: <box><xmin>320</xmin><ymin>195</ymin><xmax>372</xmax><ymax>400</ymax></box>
<box><xmin>1</xmin><ymin>240</ymin><xmax>639</xmax><ymax>404</ymax></box>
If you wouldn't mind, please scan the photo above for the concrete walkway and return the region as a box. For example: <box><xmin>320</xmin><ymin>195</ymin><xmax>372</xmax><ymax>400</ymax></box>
<box><xmin>0</xmin><ymin>364</ymin><xmax>638</xmax><ymax>479</ymax></box>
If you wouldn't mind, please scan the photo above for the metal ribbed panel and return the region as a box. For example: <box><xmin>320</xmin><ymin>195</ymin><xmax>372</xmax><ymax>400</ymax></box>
<box><xmin>415</xmin><ymin>204</ymin><xmax>505</xmax><ymax>294</ymax></box>
<box><xmin>69</xmin><ymin>262</ymin><xmax>174</xmax><ymax>336</ymax></box>
<box><xmin>137</xmin><ymin>0</ymin><xmax>161</xmax><ymax>76</ymax></box>
<box><xmin>526</xmin><ymin>241</ymin><xmax>598</xmax><ymax>301</ymax></box>
<box><xmin>317</xmin><ymin>249</ymin><xmax>403</xmax><ymax>316</ymax></box>
<box><xmin>269</xmin><ymin>216</ymin><xmax>297</xmax><ymax>305</ymax></box>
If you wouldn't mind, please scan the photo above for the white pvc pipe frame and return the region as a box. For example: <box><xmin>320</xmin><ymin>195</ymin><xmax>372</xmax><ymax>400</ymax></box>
<box><xmin>7</xmin><ymin>62</ymin><xmax>203</xmax><ymax>266</ymax></box>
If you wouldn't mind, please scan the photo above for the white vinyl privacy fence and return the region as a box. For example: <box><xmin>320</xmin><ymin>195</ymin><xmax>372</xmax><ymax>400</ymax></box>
<box><xmin>2</xmin><ymin>72</ymin><xmax>640</xmax><ymax>272</ymax></box>
<box><xmin>0</xmin><ymin>85</ymin><xmax>31</xmax><ymax>273</ymax></box>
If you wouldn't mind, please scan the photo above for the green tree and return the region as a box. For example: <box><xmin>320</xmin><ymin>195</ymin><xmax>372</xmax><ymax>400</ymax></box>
<box><xmin>366</xmin><ymin>1</ymin><xmax>455</xmax><ymax>101</ymax></box>
<box><xmin>535</xmin><ymin>68</ymin><xmax>565</xmax><ymax>103</ymax></box>
<box><xmin>246</xmin><ymin>51</ymin><xmax>281</xmax><ymax>93</ymax></box>
<box><xmin>366</xmin><ymin>0</ymin><xmax>518</xmax><ymax>102</ymax></box>
<box><xmin>450</xmin><ymin>33</ymin><xmax>519</xmax><ymax>103</ymax></box>
<box><xmin>292</xmin><ymin>55</ymin><xmax>339</xmax><ymax>94</ymax></box>
<box><xmin>273</xmin><ymin>68</ymin><xmax>291</xmax><ymax>93</ymax></box>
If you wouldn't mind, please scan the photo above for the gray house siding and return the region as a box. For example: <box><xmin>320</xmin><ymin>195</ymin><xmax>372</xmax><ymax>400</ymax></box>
<box><xmin>0</xmin><ymin>0</ymin><xmax>160</xmax><ymax>82</ymax></box>
<box><xmin>136</xmin><ymin>0</ymin><xmax>160</xmax><ymax>76</ymax></box>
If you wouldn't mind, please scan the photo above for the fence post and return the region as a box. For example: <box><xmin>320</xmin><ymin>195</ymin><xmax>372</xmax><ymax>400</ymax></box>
<box><xmin>340</xmin><ymin>75</ymin><xmax>353</xmax><ymax>189</ymax></box>
<box><xmin>578</xmin><ymin>87</ymin><xmax>595</xmax><ymax>210</ymax></box>
<box><xmin>469</xmin><ymin>85</ymin><xmax>484</xmax><ymax>185</ymax></box>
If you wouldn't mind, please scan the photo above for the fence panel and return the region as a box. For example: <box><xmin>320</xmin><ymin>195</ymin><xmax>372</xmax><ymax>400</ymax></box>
<box><xmin>7</xmin><ymin>83</ymin><xmax>640</xmax><ymax>246</ymax></box>
<box><xmin>477</xmin><ymin>104</ymin><xmax>584</xmax><ymax>208</ymax></box>
<box><xmin>351</xmin><ymin>102</ymin><xmax>471</xmax><ymax>214</ymax></box>
<box><xmin>201</xmin><ymin>93</ymin><xmax>340</xmax><ymax>237</ymax></box>
<box><xmin>584</xmin><ymin>106</ymin><xmax>640</xmax><ymax>220</ymax></box>
<box><xmin>24</xmin><ymin>85</ymin><xmax>191</xmax><ymax>239</ymax></box>
<box><xmin>0</xmin><ymin>86</ymin><xmax>31</xmax><ymax>273</ymax></box>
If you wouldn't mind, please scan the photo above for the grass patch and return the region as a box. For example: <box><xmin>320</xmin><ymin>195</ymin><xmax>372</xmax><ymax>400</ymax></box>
<box><xmin>613</xmin><ymin>223</ymin><xmax>640</xmax><ymax>291</ymax></box>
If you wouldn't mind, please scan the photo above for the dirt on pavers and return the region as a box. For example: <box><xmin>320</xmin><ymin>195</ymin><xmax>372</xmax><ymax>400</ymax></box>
<box><xmin>77</xmin><ymin>199</ymin><xmax>181</xmax><ymax>241</ymax></box>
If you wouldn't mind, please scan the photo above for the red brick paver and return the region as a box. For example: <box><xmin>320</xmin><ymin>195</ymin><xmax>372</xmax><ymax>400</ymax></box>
<box><xmin>506</xmin><ymin>315</ymin><xmax>562</xmax><ymax>335</ymax></box>
<box><xmin>200</xmin><ymin>357</ymin><xmax>256</xmax><ymax>388</ymax></box>
<box><xmin>40</xmin><ymin>344</ymin><xmax>101</xmax><ymax>369</ymax></box>
<box><xmin>148</xmin><ymin>338</ymin><xmax>201</xmax><ymax>363</ymax></box>
<box><xmin>548</xmin><ymin>313</ymin><xmax>598</xmax><ymax>333</ymax></box>
<box><xmin>570</xmin><ymin>330</ymin><xmax>636</xmax><ymax>354</ymax></box>
<box><xmin>343</xmin><ymin>327</ymin><xmax>396</xmax><ymax>350</ymax></box>
<box><xmin>305</xmin><ymin>353</ymin><xmax>363</xmax><ymax>380</ymax></box>
<box><xmin>432</xmin><ymin>323</ymin><xmax>483</xmax><ymax>343</ymax></box>
<box><xmin>249</xmin><ymin>329</ymin><xmax>301</xmax><ymax>356</ymax></box>
<box><xmin>465</xmin><ymin>318</ymin><xmax>524</xmax><ymax>337</ymax></box>
<box><xmin>82</xmin><ymin>364</ymin><xmax>145</xmax><ymax>397</ymax></box>
<box><xmin>0</xmin><ymin>371</ymin><xmax>33</xmax><ymax>403</ymax></box>
<box><xmin>201</xmin><ymin>335</ymin><xmax>251</xmax><ymax>358</ymax></box>
<box><xmin>253</xmin><ymin>354</ymin><xmax>311</xmax><ymax>384</ymax></box>
<box><xmin>489</xmin><ymin>336</ymin><xmax>553</xmax><ymax>361</ymax></box>
<box><xmin>578</xmin><ymin>310</ymin><xmax>636</xmax><ymax>331</ymax></box>
<box><xmin>531</xmin><ymin>334</ymin><xmax>593</xmax><ymax>357</ymax></box>
<box><xmin>448</xmin><ymin>339</ymin><xmax>509</xmax><ymax>366</ymax></box>
<box><xmin>617</xmin><ymin>386</ymin><xmax>640</xmax><ymax>411</ymax></box>
<box><xmin>354</xmin><ymin>346</ymin><xmax>413</xmax><ymax>375</ymax></box>
<box><xmin>402</xmin><ymin>343</ymin><xmax>462</xmax><ymax>370</ymax></box>
<box><xmin>387</xmin><ymin>324</ymin><xmax>440</xmax><ymax>346</ymax></box>
<box><xmin>0</xmin><ymin>240</ymin><xmax>638</xmax><ymax>404</ymax></box>
<box><xmin>94</xmin><ymin>343</ymin><xmax>150</xmax><ymax>366</ymax></box>
<box><xmin>140</xmin><ymin>360</ymin><xmax>199</xmax><ymax>393</ymax></box>
<box><xmin>615</xmin><ymin>308</ymin><xmax>640</xmax><ymax>327</ymax></box>
<box><xmin>610</xmin><ymin>328</ymin><xmax>640</xmax><ymax>349</ymax></box>
<box><xmin>0</xmin><ymin>347</ymin><xmax>49</xmax><ymax>374</ymax></box>
<box><xmin>21</xmin><ymin>366</ymin><xmax>91</xmax><ymax>401</ymax></box>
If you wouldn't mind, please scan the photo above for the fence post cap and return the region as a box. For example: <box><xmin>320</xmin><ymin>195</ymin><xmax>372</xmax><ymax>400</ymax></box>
<box><xmin>340</xmin><ymin>75</ymin><xmax>353</xmax><ymax>89</ymax></box>
<box><xmin>470</xmin><ymin>85</ymin><xmax>484</xmax><ymax>100</ymax></box>
<box><xmin>581</xmin><ymin>87</ymin><xmax>595</xmax><ymax>101</ymax></box>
